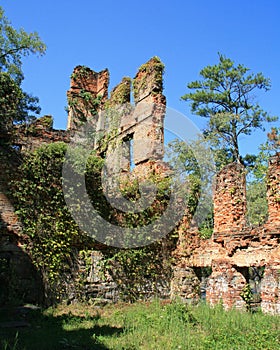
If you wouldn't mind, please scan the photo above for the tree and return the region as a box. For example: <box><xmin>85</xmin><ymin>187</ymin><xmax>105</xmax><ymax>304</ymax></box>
<box><xmin>261</xmin><ymin>127</ymin><xmax>280</xmax><ymax>155</ymax></box>
<box><xmin>182</xmin><ymin>53</ymin><xmax>276</xmax><ymax>164</ymax></box>
<box><xmin>0</xmin><ymin>6</ymin><xmax>46</xmax><ymax>142</ymax></box>
<box><xmin>243</xmin><ymin>126</ymin><xmax>280</xmax><ymax>226</ymax></box>
<box><xmin>0</xmin><ymin>72</ymin><xmax>40</xmax><ymax>140</ymax></box>
<box><xmin>0</xmin><ymin>6</ymin><xmax>46</xmax><ymax>82</ymax></box>
<box><xmin>246</xmin><ymin>180</ymin><xmax>268</xmax><ymax>226</ymax></box>
<box><xmin>166</xmin><ymin>138</ymin><xmax>216</xmax><ymax>238</ymax></box>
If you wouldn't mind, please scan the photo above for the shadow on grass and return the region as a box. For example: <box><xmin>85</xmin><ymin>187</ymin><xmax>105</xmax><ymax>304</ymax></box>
<box><xmin>0</xmin><ymin>306</ymin><xmax>122</xmax><ymax>350</ymax></box>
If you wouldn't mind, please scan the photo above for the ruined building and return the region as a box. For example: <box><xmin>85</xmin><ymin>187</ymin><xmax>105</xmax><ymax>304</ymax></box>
<box><xmin>0</xmin><ymin>57</ymin><xmax>279</xmax><ymax>313</ymax></box>
<box><xmin>172</xmin><ymin>160</ymin><xmax>280</xmax><ymax>314</ymax></box>
<box><xmin>66</xmin><ymin>57</ymin><xmax>167</xmax><ymax>177</ymax></box>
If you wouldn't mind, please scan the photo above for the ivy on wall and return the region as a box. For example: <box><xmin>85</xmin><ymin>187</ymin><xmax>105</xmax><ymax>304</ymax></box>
<box><xmin>11</xmin><ymin>141</ymin><xmax>178</xmax><ymax>303</ymax></box>
<box><xmin>11</xmin><ymin>142</ymin><xmax>103</xmax><ymax>302</ymax></box>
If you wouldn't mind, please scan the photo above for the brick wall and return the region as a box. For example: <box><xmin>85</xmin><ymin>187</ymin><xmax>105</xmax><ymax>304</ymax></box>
<box><xmin>172</xmin><ymin>155</ymin><xmax>280</xmax><ymax>314</ymax></box>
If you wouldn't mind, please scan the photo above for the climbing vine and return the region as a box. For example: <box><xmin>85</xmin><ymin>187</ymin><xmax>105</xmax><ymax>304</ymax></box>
<box><xmin>67</xmin><ymin>66</ymin><xmax>103</xmax><ymax>127</ymax></box>
<box><xmin>240</xmin><ymin>283</ymin><xmax>254</xmax><ymax>311</ymax></box>
<box><xmin>11</xmin><ymin>142</ymin><xmax>103</xmax><ymax>302</ymax></box>
<box><xmin>133</xmin><ymin>57</ymin><xmax>165</xmax><ymax>100</ymax></box>
<box><xmin>11</xmin><ymin>140</ymin><xmax>179</xmax><ymax>303</ymax></box>
<box><xmin>100</xmin><ymin>241</ymin><xmax>174</xmax><ymax>302</ymax></box>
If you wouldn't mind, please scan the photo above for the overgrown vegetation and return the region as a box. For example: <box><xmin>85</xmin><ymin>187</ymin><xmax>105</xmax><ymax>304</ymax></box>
<box><xmin>166</xmin><ymin>138</ymin><xmax>215</xmax><ymax>237</ymax></box>
<box><xmin>67</xmin><ymin>65</ymin><xmax>103</xmax><ymax>127</ymax></box>
<box><xmin>11</xmin><ymin>142</ymin><xmax>103</xmax><ymax>302</ymax></box>
<box><xmin>133</xmin><ymin>56</ymin><xmax>164</xmax><ymax>100</ymax></box>
<box><xmin>1</xmin><ymin>300</ymin><xmax>279</xmax><ymax>350</ymax></box>
<box><xmin>246</xmin><ymin>180</ymin><xmax>268</xmax><ymax>226</ymax></box>
<box><xmin>11</xmin><ymin>142</ymin><xmax>177</xmax><ymax>304</ymax></box>
<box><xmin>0</xmin><ymin>5</ymin><xmax>46</xmax><ymax>143</ymax></box>
<box><xmin>7</xmin><ymin>51</ymin><xmax>279</xmax><ymax>304</ymax></box>
<box><xmin>100</xmin><ymin>242</ymin><xmax>174</xmax><ymax>302</ymax></box>
<box><xmin>1</xmin><ymin>8</ymin><xmax>280</xmax><ymax>343</ymax></box>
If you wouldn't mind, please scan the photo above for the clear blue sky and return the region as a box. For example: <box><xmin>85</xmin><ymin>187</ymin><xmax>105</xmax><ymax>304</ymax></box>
<box><xmin>2</xmin><ymin>0</ymin><xmax>280</xmax><ymax>155</ymax></box>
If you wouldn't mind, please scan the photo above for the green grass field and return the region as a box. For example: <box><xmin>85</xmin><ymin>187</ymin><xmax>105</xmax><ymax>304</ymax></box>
<box><xmin>1</xmin><ymin>300</ymin><xmax>279</xmax><ymax>350</ymax></box>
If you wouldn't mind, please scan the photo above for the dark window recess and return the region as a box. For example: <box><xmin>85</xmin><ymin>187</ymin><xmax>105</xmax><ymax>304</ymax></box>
<box><xmin>193</xmin><ymin>267</ymin><xmax>212</xmax><ymax>300</ymax></box>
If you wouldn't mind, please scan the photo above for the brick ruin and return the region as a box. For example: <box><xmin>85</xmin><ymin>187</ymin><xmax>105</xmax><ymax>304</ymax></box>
<box><xmin>0</xmin><ymin>57</ymin><xmax>279</xmax><ymax>313</ymax></box>
<box><xmin>66</xmin><ymin>57</ymin><xmax>167</xmax><ymax>177</ymax></box>
<box><xmin>172</xmin><ymin>160</ymin><xmax>280</xmax><ymax>314</ymax></box>
<box><xmin>0</xmin><ymin>148</ymin><xmax>43</xmax><ymax>304</ymax></box>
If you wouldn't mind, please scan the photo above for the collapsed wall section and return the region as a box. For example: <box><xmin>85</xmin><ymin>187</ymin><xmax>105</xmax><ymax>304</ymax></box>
<box><xmin>4</xmin><ymin>57</ymin><xmax>280</xmax><ymax>312</ymax></box>
<box><xmin>1</xmin><ymin>57</ymin><xmax>169</xmax><ymax>306</ymax></box>
<box><xmin>0</xmin><ymin>149</ymin><xmax>43</xmax><ymax>305</ymax></box>
<box><xmin>67</xmin><ymin>66</ymin><xmax>109</xmax><ymax>130</ymax></box>
<box><xmin>65</xmin><ymin>60</ymin><xmax>280</xmax><ymax>313</ymax></box>
<box><xmin>93</xmin><ymin>57</ymin><xmax>167</xmax><ymax>180</ymax></box>
<box><xmin>172</xmin><ymin>154</ymin><xmax>280</xmax><ymax>314</ymax></box>
<box><xmin>14</xmin><ymin>115</ymin><xmax>69</xmax><ymax>153</ymax></box>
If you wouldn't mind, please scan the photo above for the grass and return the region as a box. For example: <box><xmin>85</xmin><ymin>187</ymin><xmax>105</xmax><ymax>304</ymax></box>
<box><xmin>0</xmin><ymin>300</ymin><xmax>279</xmax><ymax>349</ymax></box>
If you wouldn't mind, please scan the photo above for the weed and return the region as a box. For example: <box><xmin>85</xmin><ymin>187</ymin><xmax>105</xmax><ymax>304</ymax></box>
<box><xmin>0</xmin><ymin>301</ymin><xmax>279</xmax><ymax>349</ymax></box>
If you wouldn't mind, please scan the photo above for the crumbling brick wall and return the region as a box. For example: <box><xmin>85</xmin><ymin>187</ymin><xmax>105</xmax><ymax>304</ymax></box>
<box><xmin>2</xmin><ymin>57</ymin><xmax>280</xmax><ymax>311</ymax></box>
<box><xmin>14</xmin><ymin>116</ymin><xmax>69</xmax><ymax>153</ymax></box>
<box><xmin>173</xmin><ymin>157</ymin><xmax>280</xmax><ymax>314</ymax></box>
<box><xmin>213</xmin><ymin>163</ymin><xmax>246</xmax><ymax>234</ymax></box>
<box><xmin>206</xmin><ymin>260</ymin><xmax>246</xmax><ymax>310</ymax></box>
<box><xmin>69</xmin><ymin>58</ymin><xmax>279</xmax><ymax>312</ymax></box>
<box><xmin>64</xmin><ymin>57</ymin><xmax>171</xmax><ymax>303</ymax></box>
<box><xmin>66</xmin><ymin>57</ymin><xmax>166</xmax><ymax>171</ymax></box>
<box><xmin>0</xmin><ymin>57</ymin><xmax>170</xmax><ymax>305</ymax></box>
<box><xmin>67</xmin><ymin>66</ymin><xmax>109</xmax><ymax>130</ymax></box>
<box><xmin>65</xmin><ymin>57</ymin><xmax>169</xmax><ymax>208</ymax></box>
<box><xmin>267</xmin><ymin>154</ymin><xmax>280</xmax><ymax>225</ymax></box>
<box><xmin>0</xmin><ymin>148</ymin><xmax>43</xmax><ymax>305</ymax></box>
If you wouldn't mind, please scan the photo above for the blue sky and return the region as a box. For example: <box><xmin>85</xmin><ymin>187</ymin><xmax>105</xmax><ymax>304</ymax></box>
<box><xmin>2</xmin><ymin>0</ymin><xmax>280</xmax><ymax>155</ymax></box>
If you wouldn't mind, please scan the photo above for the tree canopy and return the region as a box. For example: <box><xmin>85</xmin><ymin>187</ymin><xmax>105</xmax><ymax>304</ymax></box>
<box><xmin>0</xmin><ymin>6</ymin><xmax>46</xmax><ymax>142</ymax></box>
<box><xmin>0</xmin><ymin>72</ymin><xmax>41</xmax><ymax>139</ymax></box>
<box><xmin>0</xmin><ymin>6</ymin><xmax>46</xmax><ymax>82</ymax></box>
<box><xmin>182</xmin><ymin>53</ymin><xmax>277</xmax><ymax>163</ymax></box>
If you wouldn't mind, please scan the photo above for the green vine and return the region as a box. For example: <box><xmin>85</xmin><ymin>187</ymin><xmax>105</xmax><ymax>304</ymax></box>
<box><xmin>240</xmin><ymin>283</ymin><xmax>253</xmax><ymax>311</ymax></box>
<box><xmin>133</xmin><ymin>56</ymin><xmax>164</xmax><ymax>101</ymax></box>
<box><xmin>11</xmin><ymin>142</ymin><xmax>103</xmax><ymax>302</ymax></box>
